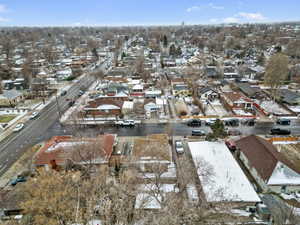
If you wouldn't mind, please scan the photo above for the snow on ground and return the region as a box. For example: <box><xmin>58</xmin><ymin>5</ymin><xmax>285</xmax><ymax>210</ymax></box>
<box><xmin>231</xmin><ymin>209</ymin><xmax>252</xmax><ymax>217</ymax></box>
<box><xmin>188</xmin><ymin>141</ymin><xmax>260</xmax><ymax>202</ymax></box>
<box><xmin>187</xmin><ymin>184</ymin><xmax>199</xmax><ymax>202</ymax></box>
<box><xmin>203</xmin><ymin>100</ymin><xmax>228</xmax><ymax>116</ymax></box>
<box><xmin>288</xmin><ymin>105</ymin><xmax>300</xmax><ymax>113</ymax></box>
<box><xmin>233</xmin><ymin>109</ymin><xmax>253</xmax><ymax>116</ymax></box>
<box><xmin>139</xmin><ymin>163</ymin><xmax>176</xmax><ymax>179</ymax></box>
<box><xmin>135</xmin><ymin>193</ymin><xmax>161</xmax><ymax>209</ymax></box>
<box><xmin>138</xmin><ymin>183</ymin><xmax>178</xmax><ymax>193</ymax></box>
<box><xmin>256</xmin><ymin>100</ymin><xmax>290</xmax><ymax>115</ymax></box>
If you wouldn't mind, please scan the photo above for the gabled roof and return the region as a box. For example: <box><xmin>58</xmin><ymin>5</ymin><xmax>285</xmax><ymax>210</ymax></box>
<box><xmin>278</xmin><ymin>89</ymin><xmax>300</xmax><ymax>104</ymax></box>
<box><xmin>34</xmin><ymin>134</ymin><xmax>115</xmax><ymax>166</ymax></box>
<box><xmin>236</xmin><ymin>135</ymin><xmax>300</xmax><ymax>182</ymax></box>
<box><xmin>223</xmin><ymin>92</ymin><xmax>252</xmax><ymax>103</ymax></box>
<box><xmin>237</xmin><ymin>83</ymin><xmax>261</xmax><ymax>97</ymax></box>
<box><xmin>198</xmin><ymin>87</ymin><xmax>218</xmax><ymax>95</ymax></box>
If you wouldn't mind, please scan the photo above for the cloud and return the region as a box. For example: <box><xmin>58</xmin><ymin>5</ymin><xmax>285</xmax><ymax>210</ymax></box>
<box><xmin>186</xmin><ymin>3</ymin><xmax>224</xmax><ymax>13</ymax></box>
<box><xmin>208</xmin><ymin>3</ymin><xmax>224</xmax><ymax>10</ymax></box>
<box><xmin>223</xmin><ymin>17</ymin><xmax>239</xmax><ymax>23</ymax></box>
<box><xmin>0</xmin><ymin>4</ymin><xmax>7</xmax><ymax>13</ymax></box>
<box><xmin>238</xmin><ymin>12</ymin><xmax>266</xmax><ymax>21</ymax></box>
<box><xmin>186</xmin><ymin>6</ymin><xmax>202</xmax><ymax>13</ymax></box>
<box><xmin>220</xmin><ymin>12</ymin><xmax>267</xmax><ymax>24</ymax></box>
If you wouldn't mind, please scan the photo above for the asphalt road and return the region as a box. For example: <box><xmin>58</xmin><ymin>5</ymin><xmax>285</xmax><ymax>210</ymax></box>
<box><xmin>42</xmin><ymin>118</ymin><xmax>300</xmax><ymax>140</ymax></box>
<box><xmin>1</xmin><ymin>90</ymin><xmax>300</xmax><ymax>178</ymax></box>
<box><xmin>0</xmin><ymin>75</ymin><xmax>95</xmax><ymax>177</ymax></box>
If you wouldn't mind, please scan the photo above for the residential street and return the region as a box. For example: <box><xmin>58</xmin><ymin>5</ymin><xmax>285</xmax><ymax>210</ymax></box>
<box><xmin>0</xmin><ymin>75</ymin><xmax>95</xmax><ymax>177</ymax></box>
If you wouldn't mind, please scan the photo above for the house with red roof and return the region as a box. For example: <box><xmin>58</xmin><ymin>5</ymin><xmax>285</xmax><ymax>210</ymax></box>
<box><xmin>34</xmin><ymin>134</ymin><xmax>117</xmax><ymax>170</ymax></box>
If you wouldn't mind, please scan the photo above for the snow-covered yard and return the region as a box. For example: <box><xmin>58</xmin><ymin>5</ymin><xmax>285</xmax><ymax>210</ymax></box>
<box><xmin>202</xmin><ymin>99</ymin><xmax>229</xmax><ymax>116</ymax></box>
<box><xmin>256</xmin><ymin>100</ymin><xmax>290</xmax><ymax>115</ymax></box>
<box><xmin>233</xmin><ymin>109</ymin><xmax>253</xmax><ymax>116</ymax></box>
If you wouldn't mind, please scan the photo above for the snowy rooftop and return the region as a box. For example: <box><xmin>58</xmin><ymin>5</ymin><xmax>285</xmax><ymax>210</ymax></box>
<box><xmin>97</xmin><ymin>104</ymin><xmax>120</xmax><ymax>110</ymax></box>
<box><xmin>46</xmin><ymin>141</ymin><xmax>88</xmax><ymax>152</ymax></box>
<box><xmin>268</xmin><ymin>162</ymin><xmax>300</xmax><ymax>185</ymax></box>
<box><xmin>188</xmin><ymin>141</ymin><xmax>260</xmax><ymax>202</ymax></box>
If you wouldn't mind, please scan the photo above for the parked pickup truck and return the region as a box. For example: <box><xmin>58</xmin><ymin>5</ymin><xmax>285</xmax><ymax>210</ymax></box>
<box><xmin>114</xmin><ymin>120</ymin><xmax>136</xmax><ymax>127</ymax></box>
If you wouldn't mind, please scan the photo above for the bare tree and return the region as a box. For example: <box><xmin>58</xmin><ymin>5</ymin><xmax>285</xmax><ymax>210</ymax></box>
<box><xmin>264</xmin><ymin>53</ymin><xmax>289</xmax><ymax>100</ymax></box>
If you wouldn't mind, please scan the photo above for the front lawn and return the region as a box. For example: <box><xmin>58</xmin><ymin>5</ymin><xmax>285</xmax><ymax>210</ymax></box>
<box><xmin>0</xmin><ymin>114</ymin><xmax>17</xmax><ymax>123</ymax></box>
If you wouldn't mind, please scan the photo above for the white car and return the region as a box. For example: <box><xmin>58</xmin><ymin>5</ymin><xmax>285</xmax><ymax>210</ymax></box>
<box><xmin>29</xmin><ymin>112</ymin><xmax>39</xmax><ymax>120</ymax></box>
<box><xmin>175</xmin><ymin>141</ymin><xmax>184</xmax><ymax>154</ymax></box>
<box><xmin>115</xmin><ymin>120</ymin><xmax>135</xmax><ymax>127</ymax></box>
<box><xmin>13</xmin><ymin>123</ymin><xmax>24</xmax><ymax>132</ymax></box>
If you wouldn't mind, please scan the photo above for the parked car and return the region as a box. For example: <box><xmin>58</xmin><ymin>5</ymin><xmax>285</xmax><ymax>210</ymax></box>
<box><xmin>68</xmin><ymin>100</ymin><xmax>75</xmax><ymax>107</ymax></box>
<box><xmin>241</xmin><ymin>118</ymin><xmax>255</xmax><ymax>126</ymax></box>
<box><xmin>13</xmin><ymin>123</ymin><xmax>24</xmax><ymax>132</ymax></box>
<box><xmin>115</xmin><ymin>120</ymin><xmax>135</xmax><ymax>127</ymax></box>
<box><xmin>205</xmin><ymin>118</ymin><xmax>217</xmax><ymax>126</ymax></box>
<box><xmin>270</xmin><ymin>128</ymin><xmax>291</xmax><ymax>135</ymax></box>
<box><xmin>29</xmin><ymin>112</ymin><xmax>39</xmax><ymax>120</ymax></box>
<box><xmin>186</xmin><ymin>119</ymin><xmax>202</xmax><ymax>127</ymax></box>
<box><xmin>175</xmin><ymin>141</ymin><xmax>184</xmax><ymax>154</ymax></box>
<box><xmin>276</xmin><ymin>118</ymin><xmax>291</xmax><ymax>125</ymax></box>
<box><xmin>10</xmin><ymin>176</ymin><xmax>27</xmax><ymax>186</ymax></box>
<box><xmin>225</xmin><ymin>140</ymin><xmax>237</xmax><ymax>151</ymax></box>
<box><xmin>223</xmin><ymin>119</ymin><xmax>239</xmax><ymax>127</ymax></box>
<box><xmin>191</xmin><ymin>129</ymin><xmax>206</xmax><ymax>136</ymax></box>
<box><xmin>78</xmin><ymin>90</ymin><xmax>84</xmax><ymax>97</ymax></box>
<box><xmin>60</xmin><ymin>90</ymin><xmax>67</xmax><ymax>96</ymax></box>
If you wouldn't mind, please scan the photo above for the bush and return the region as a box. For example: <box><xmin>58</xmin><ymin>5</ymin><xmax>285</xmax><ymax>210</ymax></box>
<box><xmin>64</xmin><ymin>76</ymin><xmax>76</xmax><ymax>81</ymax></box>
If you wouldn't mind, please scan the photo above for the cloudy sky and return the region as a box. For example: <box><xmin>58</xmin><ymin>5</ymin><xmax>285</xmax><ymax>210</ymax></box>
<box><xmin>0</xmin><ymin>0</ymin><xmax>299</xmax><ymax>26</ymax></box>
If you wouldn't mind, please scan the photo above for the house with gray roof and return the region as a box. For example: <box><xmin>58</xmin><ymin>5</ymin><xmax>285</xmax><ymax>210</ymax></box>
<box><xmin>0</xmin><ymin>90</ymin><xmax>24</xmax><ymax>107</ymax></box>
<box><xmin>278</xmin><ymin>89</ymin><xmax>300</xmax><ymax>105</ymax></box>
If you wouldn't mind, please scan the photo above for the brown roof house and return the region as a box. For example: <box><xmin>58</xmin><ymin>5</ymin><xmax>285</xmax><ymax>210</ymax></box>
<box><xmin>235</xmin><ymin>135</ymin><xmax>300</xmax><ymax>194</ymax></box>
<box><xmin>34</xmin><ymin>134</ymin><xmax>116</xmax><ymax>170</ymax></box>
<box><xmin>82</xmin><ymin>98</ymin><xmax>124</xmax><ymax>118</ymax></box>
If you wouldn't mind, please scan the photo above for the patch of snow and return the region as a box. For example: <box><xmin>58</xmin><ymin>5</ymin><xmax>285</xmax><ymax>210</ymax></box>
<box><xmin>135</xmin><ymin>193</ymin><xmax>161</xmax><ymax>209</ymax></box>
<box><xmin>187</xmin><ymin>184</ymin><xmax>199</xmax><ymax>202</ymax></box>
<box><xmin>46</xmin><ymin>141</ymin><xmax>89</xmax><ymax>152</ymax></box>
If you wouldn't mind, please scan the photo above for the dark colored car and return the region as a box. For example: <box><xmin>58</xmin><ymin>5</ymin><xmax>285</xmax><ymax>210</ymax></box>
<box><xmin>60</xmin><ymin>90</ymin><xmax>67</xmax><ymax>96</ymax></box>
<box><xmin>68</xmin><ymin>100</ymin><xmax>75</xmax><ymax>107</ymax></box>
<box><xmin>270</xmin><ymin>128</ymin><xmax>291</xmax><ymax>135</ymax></box>
<box><xmin>276</xmin><ymin>118</ymin><xmax>291</xmax><ymax>126</ymax></box>
<box><xmin>241</xmin><ymin>118</ymin><xmax>255</xmax><ymax>126</ymax></box>
<box><xmin>187</xmin><ymin>119</ymin><xmax>202</xmax><ymax>127</ymax></box>
<box><xmin>224</xmin><ymin>119</ymin><xmax>239</xmax><ymax>127</ymax></box>
<box><xmin>191</xmin><ymin>129</ymin><xmax>206</xmax><ymax>136</ymax></box>
<box><xmin>10</xmin><ymin>177</ymin><xmax>27</xmax><ymax>186</ymax></box>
